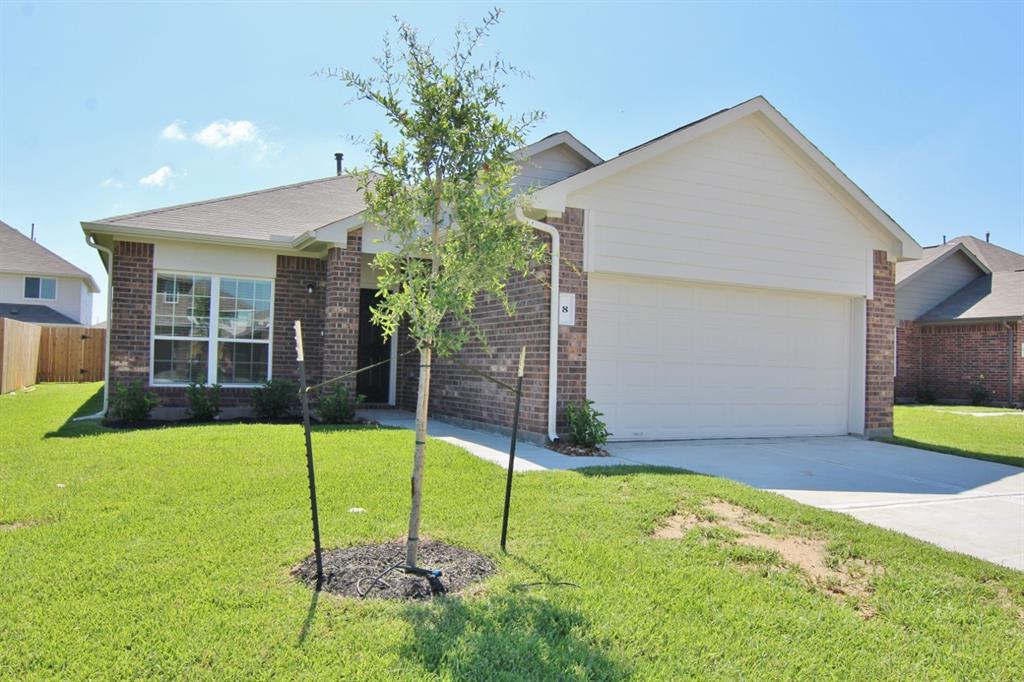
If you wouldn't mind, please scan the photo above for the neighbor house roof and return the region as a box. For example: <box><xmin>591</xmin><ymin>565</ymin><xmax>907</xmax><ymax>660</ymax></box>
<box><xmin>531</xmin><ymin>95</ymin><xmax>922</xmax><ymax>261</ymax></box>
<box><xmin>917</xmin><ymin>270</ymin><xmax>1024</xmax><ymax>322</ymax></box>
<box><xmin>0</xmin><ymin>303</ymin><xmax>80</xmax><ymax>325</ymax></box>
<box><xmin>895</xmin><ymin>241</ymin><xmax>990</xmax><ymax>286</ymax></box>
<box><xmin>516</xmin><ymin>131</ymin><xmax>603</xmax><ymax>166</ymax></box>
<box><xmin>0</xmin><ymin>220</ymin><xmax>100</xmax><ymax>292</ymax></box>
<box><xmin>947</xmin><ymin>236</ymin><xmax>1024</xmax><ymax>272</ymax></box>
<box><xmin>83</xmin><ymin>175</ymin><xmax>368</xmax><ymax>247</ymax></box>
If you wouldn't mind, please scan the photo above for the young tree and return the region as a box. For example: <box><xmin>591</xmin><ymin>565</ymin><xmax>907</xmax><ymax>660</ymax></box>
<box><xmin>334</xmin><ymin>9</ymin><xmax>545</xmax><ymax>568</ymax></box>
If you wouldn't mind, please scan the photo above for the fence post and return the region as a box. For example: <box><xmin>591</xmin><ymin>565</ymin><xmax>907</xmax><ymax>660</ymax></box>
<box><xmin>294</xmin><ymin>320</ymin><xmax>323</xmax><ymax>589</ymax></box>
<box><xmin>500</xmin><ymin>346</ymin><xmax>526</xmax><ymax>553</ymax></box>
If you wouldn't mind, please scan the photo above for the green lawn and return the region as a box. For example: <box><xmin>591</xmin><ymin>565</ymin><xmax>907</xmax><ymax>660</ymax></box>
<box><xmin>2</xmin><ymin>384</ymin><xmax>1022</xmax><ymax>680</ymax></box>
<box><xmin>892</xmin><ymin>404</ymin><xmax>1024</xmax><ymax>467</ymax></box>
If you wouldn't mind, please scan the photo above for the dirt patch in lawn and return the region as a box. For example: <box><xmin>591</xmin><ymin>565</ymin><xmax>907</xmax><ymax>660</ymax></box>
<box><xmin>655</xmin><ymin>500</ymin><xmax>882</xmax><ymax>617</ymax></box>
<box><xmin>0</xmin><ymin>519</ymin><xmax>41</xmax><ymax>531</ymax></box>
<box><xmin>292</xmin><ymin>540</ymin><xmax>496</xmax><ymax>601</ymax></box>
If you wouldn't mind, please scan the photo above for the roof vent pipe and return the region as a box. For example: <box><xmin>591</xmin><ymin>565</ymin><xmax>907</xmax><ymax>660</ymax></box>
<box><xmin>943</xmin><ymin>235</ymin><xmax>946</xmax><ymax>244</ymax></box>
<box><xmin>986</xmin><ymin>232</ymin><xmax>990</xmax><ymax>242</ymax></box>
<box><xmin>334</xmin><ymin>153</ymin><xmax>344</xmax><ymax>176</ymax></box>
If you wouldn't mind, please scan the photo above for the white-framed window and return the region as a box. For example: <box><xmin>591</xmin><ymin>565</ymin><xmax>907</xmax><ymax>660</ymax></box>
<box><xmin>152</xmin><ymin>272</ymin><xmax>273</xmax><ymax>386</ymax></box>
<box><xmin>24</xmin><ymin>276</ymin><xmax>57</xmax><ymax>300</ymax></box>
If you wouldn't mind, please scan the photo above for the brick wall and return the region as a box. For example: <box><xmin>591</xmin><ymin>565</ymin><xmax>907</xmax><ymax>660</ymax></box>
<box><xmin>865</xmin><ymin>250</ymin><xmax>895</xmax><ymax>436</ymax></box>
<box><xmin>322</xmin><ymin>230</ymin><xmax>362</xmax><ymax>392</ymax></box>
<box><xmin>894</xmin><ymin>320</ymin><xmax>920</xmax><ymax>400</ymax></box>
<box><xmin>395</xmin><ymin>208</ymin><xmax>587</xmax><ymax>440</ymax></box>
<box><xmin>109</xmin><ymin>240</ymin><xmax>335</xmax><ymax>412</ymax></box>
<box><xmin>908</xmin><ymin>321</ymin><xmax>1021</xmax><ymax>404</ymax></box>
<box><xmin>273</xmin><ymin>255</ymin><xmax>326</xmax><ymax>384</ymax></box>
<box><xmin>109</xmin><ymin>241</ymin><xmax>154</xmax><ymax>390</ymax></box>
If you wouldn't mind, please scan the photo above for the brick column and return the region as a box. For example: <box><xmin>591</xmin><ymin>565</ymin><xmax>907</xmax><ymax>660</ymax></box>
<box><xmin>549</xmin><ymin>208</ymin><xmax>588</xmax><ymax>435</ymax></box>
<box><xmin>865</xmin><ymin>249</ymin><xmax>895</xmax><ymax>437</ymax></box>
<box><xmin>323</xmin><ymin>230</ymin><xmax>362</xmax><ymax>391</ymax></box>
<box><xmin>109</xmin><ymin>241</ymin><xmax>154</xmax><ymax>390</ymax></box>
<box><xmin>273</xmin><ymin>255</ymin><xmax>326</xmax><ymax>384</ymax></box>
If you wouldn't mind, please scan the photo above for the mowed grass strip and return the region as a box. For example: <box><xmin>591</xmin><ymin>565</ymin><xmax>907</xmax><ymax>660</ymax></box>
<box><xmin>1</xmin><ymin>384</ymin><xmax>1022</xmax><ymax>680</ymax></box>
<box><xmin>892</xmin><ymin>404</ymin><xmax>1024</xmax><ymax>467</ymax></box>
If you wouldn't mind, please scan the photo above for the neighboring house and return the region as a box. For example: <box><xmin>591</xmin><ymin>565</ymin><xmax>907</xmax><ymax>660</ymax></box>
<box><xmin>895</xmin><ymin>236</ymin><xmax>1024</xmax><ymax>405</ymax></box>
<box><xmin>0</xmin><ymin>220</ymin><xmax>99</xmax><ymax>325</ymax></box>
<box><xmin>82</xmin><ymin>96</ymin><xmax>920</xmax><ymax>438</ymax></box>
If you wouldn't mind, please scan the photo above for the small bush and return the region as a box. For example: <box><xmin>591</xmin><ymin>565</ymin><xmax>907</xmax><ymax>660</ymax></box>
<box><xmin>970</xmin><ymin>375</ymin><xmax>991</xmax><ymax>406</ymax></box>
<box><xmin>315</xmin><ymin>385</ymin><xmax>365</xmax><ymax>424</ymax></box>
<box><xmin>110</xmin><ymin>380</ymin><xmax>159</xmax><ymax>422</ymax></box>
<box><xmin>564</xmin><ymin>399</ymin><xmax>611</xmax><ymax>449</ymax></box>
<box><xmin>251</xmin><ymin>379</ymin><xmax>298</xmax><ymax>420</ymax></box>
<box><xmin>914</xmin><ymin>381</ymin><xmax>936</xmax><ymax>404</ymax></box>
<box><xmin>185</xmin><ymin>382</ymin><xmax>222</xmax><ymax>421</ymax></box>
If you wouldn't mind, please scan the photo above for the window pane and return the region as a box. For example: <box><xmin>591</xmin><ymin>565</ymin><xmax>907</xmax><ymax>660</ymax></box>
<box><xmin>155</xmin><ymin>274</ymin><xmax>211</xmax><ymax>338</ymax></box>
<box><xmin>24</xmin><ymin>277</ymin><xmax>40</xmax><ymax>298</ymax></box>
<box><xmin>152</xmin><ymin>340</ymin><xmax>208</xmax><ymax>384</ymax></box>
<box><xmin>218</xmin><ymin>278</ymin><xmax>271</xmax><ymax>342</ymax></box>
<box><xmin>40</xmin><ymin>279</ymin><xmax>56</xmax><ymax>299</ymax></box>
<box><xmin>217</xmin><ymin>342</ymin><xmax>269</xmax><ymax>385</ymax></box>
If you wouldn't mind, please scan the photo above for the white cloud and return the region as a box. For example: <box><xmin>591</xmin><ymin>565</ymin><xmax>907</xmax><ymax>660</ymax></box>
<box><xmin>139</xmin><ymin>166</ymin><xmax>175</xmax><ymax>187</ymax></box>
<box><xmin>161</xmin><ymin>121</ymin><xmax>188</xmax><ymax>141</ymax></box>
<box><xmin>193</xmin><ymin>120</ymin><xmax>261</xmax><ymax>148</ymax></box>
<box><xmin>100</xmin><ymin>177</ymin><xmax>123</xmax><ymax>189</ymax></box>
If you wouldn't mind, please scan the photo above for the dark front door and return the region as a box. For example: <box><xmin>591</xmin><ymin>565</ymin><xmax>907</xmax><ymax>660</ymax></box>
<box><xmin>357</xmin><ymin>289</ymin><xmax>390</xmax><ymax>403</ymax></box>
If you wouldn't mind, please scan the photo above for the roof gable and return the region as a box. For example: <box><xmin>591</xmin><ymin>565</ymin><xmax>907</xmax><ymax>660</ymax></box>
<box><xmin>896</xmin><ymin>242</ymin><xmax>989</xmax><ymax>287</ymax></box>
<box><xmin>532</xmin><ymin>96</ymin><xmax>921</xmax><ymax>261</ymax></box>
<box><xmin>948</xmin><ymin>236</ymin><xmax>1024</xmax><ymax>272</ymax></box>
<box><xmin>0</xmin><ymin>220</ymin><xmax>99</xmax><ymax>292</ymax></box>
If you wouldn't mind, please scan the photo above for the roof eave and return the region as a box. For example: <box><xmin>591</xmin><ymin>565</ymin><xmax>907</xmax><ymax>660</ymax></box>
<box><xmin>81</xmin><ymin>221</ymin><xmax>303</xmax><ymax>252</ymax></box>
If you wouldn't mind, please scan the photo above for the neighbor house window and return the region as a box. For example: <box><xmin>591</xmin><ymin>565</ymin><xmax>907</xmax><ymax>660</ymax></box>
<box><xmin>24</xmin><ymin>276</ymin><xmax>57</xmax><ymax>300</ymax></box>
<box><xmin>152</xmin><ymin>273</ymin><xmax>272</xmax><ymax>386</ymax></box>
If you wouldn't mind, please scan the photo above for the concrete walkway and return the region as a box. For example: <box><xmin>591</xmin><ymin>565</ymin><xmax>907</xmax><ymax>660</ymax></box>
<box><xmin>360</xmin><ymin>409</ymin><xmax>1024</xmax><ymax>570</ymax></box>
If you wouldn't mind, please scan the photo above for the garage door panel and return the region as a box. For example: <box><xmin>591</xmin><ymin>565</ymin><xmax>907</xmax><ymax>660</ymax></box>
<box><xmin>587</xmin><ymin>275</ymin><xmax>853</xmax><ymax>440</ymax></box>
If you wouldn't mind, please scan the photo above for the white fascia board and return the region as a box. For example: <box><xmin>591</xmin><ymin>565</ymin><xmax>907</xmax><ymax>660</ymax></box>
<box><xmin>532</xmin><ymin>96</ymin><xmax>924</xmax><ymax>261</ymax></box>
<box><xmin>81</xmin><ymin>221</ymin><xmax>307</xmax><ymax>253</ymax></box>
<box><xmin>303</xmin><ymin>212</ymin><xmax>369</xmax><ymax>247</ymax></box>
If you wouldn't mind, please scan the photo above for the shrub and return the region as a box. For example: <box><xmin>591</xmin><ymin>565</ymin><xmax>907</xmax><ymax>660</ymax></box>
<box><xmin>251</xmin><ymin>379</ymin><xmax>298</xmax><ymax>420</ymax></box>
<box><xmin>315</xmin><ymin>385</ymin><xmax>365</xmax><ymax>424</ymax></box>
<box><xmin>970</xmin><ymin>375</ymin><xmax>991</xmax><ymax>406</ymax></box>
<box><xmin>564</xmin><ymin>399</ymin><xmax>611</xmax><ymax>449</ymax></box>
<box><xmin>109</xmin><ymin>380</ymin><xmax>159</xmax><ymax>422</ymax></box>
<box><xmin>185</xmin><ymin>382</ymin><xmax>222</xmax><ymax>421</ymax></box>
<box><xmin>914</xmin><ymin>381</ymin><xmax>936</xmax><ymax>404</ymax></box>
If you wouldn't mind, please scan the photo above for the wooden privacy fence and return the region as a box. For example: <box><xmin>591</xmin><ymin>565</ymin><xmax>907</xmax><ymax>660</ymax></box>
<box><xmin>38</xmin><ymin>326</ymin><xmax>106</xmax><ymax>383</ymax></box>
<box><xmin>0</xmin><ymin>318</ymin><xmax>42</xmax><ymax>393</ymax></box>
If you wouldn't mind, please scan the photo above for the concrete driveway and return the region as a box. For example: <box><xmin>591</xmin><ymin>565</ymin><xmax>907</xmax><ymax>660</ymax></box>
<box><xmin>361</xmin><ymin>410</ymin><xmax>1023</xmax><ymax>570</ymax></box>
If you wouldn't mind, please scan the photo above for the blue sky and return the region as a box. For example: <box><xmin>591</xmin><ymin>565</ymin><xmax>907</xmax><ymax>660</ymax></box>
<box><xmin>1</xmin><ymin>1</ymin><xmax>1021</xmax><ymax>322</ymax></box>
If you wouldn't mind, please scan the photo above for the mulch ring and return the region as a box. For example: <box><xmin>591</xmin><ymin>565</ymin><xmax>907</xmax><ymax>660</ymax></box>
<box><xmin>547</xmin><ymin>440</ymin><xmax>610</xmax><ymax>457</ymax></box>
<box><xmin>292</xmin><ymin>540</ymin><xmax>496</xmax><ymax>601</ymax></box>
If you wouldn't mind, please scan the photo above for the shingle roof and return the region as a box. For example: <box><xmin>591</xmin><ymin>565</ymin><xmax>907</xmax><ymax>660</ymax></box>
<box><xmin>0</xmin><ymin>221</ymin><xmax>99</xmax><ymax>292</ymax></box>
<box><xmin>948</xmin><ymin>236</ymin><xmax>1024</xmax><ymax>272</ymax></box>
<box><xmin>88</xmin><ymin>174</ymin><xmax>369</xmax><ymax>243</ymax></box>
<box><xmin>0</xmin><ymin>303</ymin><xmax>80</xmax><ymax>325</ymax></box>
<box><xmin>917</xmin><ymin>270</ymin><xmax>1024</xmax><ymax>322</ymax></box>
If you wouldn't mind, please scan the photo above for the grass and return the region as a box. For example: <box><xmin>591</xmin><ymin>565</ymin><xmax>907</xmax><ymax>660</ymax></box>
<box><xmin>891</xmin><ymin>404</ymin><xmax>1024</xmax><ymax>467</ymax></box>
<box><xmin>1</xmin><ymin>384</ymin><xmax>1022</xmax><ymax>680</ymax></box>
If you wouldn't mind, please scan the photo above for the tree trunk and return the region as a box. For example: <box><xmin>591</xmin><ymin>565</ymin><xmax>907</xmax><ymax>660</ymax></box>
<box><xmin>405</xmin><ymin>345</ymin><xmax>432</xmax><ymax>568</ymax></box>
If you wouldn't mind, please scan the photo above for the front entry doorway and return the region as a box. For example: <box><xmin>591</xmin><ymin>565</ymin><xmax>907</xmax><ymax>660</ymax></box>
<box><xmin>357</xmin><ymin>289</ymin><xmax>391</xmax><ymax>403</ymax></box>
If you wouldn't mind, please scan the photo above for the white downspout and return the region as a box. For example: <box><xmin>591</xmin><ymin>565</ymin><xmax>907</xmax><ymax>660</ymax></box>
<box><xmin>516</xmin><ymin>206</ymin><xmax>560</xmax><ymax>442</ymax></box>
<box><xmin>74</xmin><ymin>234</ymin><xmax>113</xmax><ymax>420</ymax></box>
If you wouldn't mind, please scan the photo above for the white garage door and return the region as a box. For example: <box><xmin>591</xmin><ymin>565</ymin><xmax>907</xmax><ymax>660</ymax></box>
<box><xmin>588</xmin><ymin>274</ymin><xmax>853</xmax><ymax>440</ymax></box>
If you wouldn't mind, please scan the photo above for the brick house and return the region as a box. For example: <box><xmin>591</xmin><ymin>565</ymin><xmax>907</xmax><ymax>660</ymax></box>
<box><xmin>895</xmin><ymin>236</ymin><xmax>1023</xmax><ymax>405</ymax></box>
<box><xmin>83</xmin><ymin>97</ymin><xmax>920</xmax><ymax>440</ymax></box>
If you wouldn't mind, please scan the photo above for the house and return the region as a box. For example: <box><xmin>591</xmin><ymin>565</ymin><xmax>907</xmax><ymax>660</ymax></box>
<box><xmin>0</xmin><ymin>220</ymin><xmax>99</xmax><ymax>325</ymax></box>
<box><xmin>895</xmin><ymin>235</ymin><xmax>1023</xmax><ymax>405</ymax></box>
<box><xmin>82</xmin><ymin>96</ymin><xmax>921</xmax><ymax>438</ymax></box>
